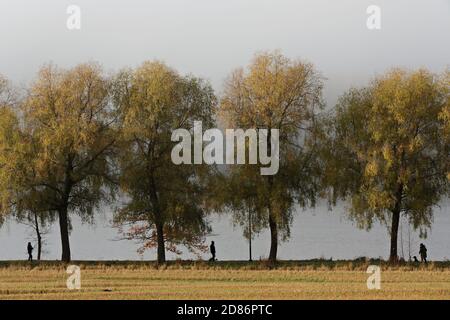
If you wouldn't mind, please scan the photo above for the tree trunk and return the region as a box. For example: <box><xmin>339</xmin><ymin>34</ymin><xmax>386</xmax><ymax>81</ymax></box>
<box><xmin>267</xmin><ymin>128</ymin><xmax>278</xmax><ymax>263</ymax></box>
<box><xmin>268</xmin><ymin>213</ymin><xmax>278</xmax><ymax>263</ymax></box>
<box><xmin>58</xmin><ymin>207</ymin><xmax>71</xmax><ymax>262</ymax></box>
<box><xmin>248</xmin><ymin>207</ymin><xmax>252</xmax><ymax>262</ymax></box>
<box><xmin>389</xmin><ymin>183</ymin><xmax>404</xmax><ymax>263</ymax></box>
<box><xmin>149</xmin><ymin>172</ymin><xmax>165</xmax><ymax>265</ymax></box>
<box><xmin>389</xmin><ymin>209</ymin><xmax>400</xmax><ymax>263</ymax></box>
<box><xmin>37</xmin><ymin>233</ymin><xmax>42</xmax><ymax>261</ymax></box>
<box><xmin>156</xmin><ymin>222</ymin><xmax>166</xmax><ymax>264</ymax></box>
<box><xmin>33</xmin><ymin>212</ymin><xmax>42</xmax><ymax>261</ymax></box>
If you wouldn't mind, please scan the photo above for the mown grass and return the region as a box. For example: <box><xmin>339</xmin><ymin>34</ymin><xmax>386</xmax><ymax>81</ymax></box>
<box><xmin>0</xmin><ymin>260</ymin><xmax>449</xmax><ymax>300</ymax></box>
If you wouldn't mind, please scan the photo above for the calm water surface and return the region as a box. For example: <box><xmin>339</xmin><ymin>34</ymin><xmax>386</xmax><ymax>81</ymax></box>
<box><xmin>0</xmin><ymin>202</ymin><xmax>448</xmax><ymax>261</ymax></box>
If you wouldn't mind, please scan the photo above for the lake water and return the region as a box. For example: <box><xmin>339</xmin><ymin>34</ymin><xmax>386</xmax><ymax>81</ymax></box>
<box><xmin>0</xmin><ymin>202</ymin><xmax>448</xmax><ymax>261</ymax></box>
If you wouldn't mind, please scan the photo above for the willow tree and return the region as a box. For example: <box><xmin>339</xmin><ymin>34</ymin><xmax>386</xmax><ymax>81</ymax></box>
<box><xmin>19</xmin><ymin>63</ymin><xmax>116</xmax><ymax>262</ymax></box>
<box><xmin>209</xmin><ymin>165</ymin><xmax>269</xmax><ymax>262</ymax></box>
<box><xmin>112</xmin><ymin>61</ymin><xmax>216</xmax><ymax>264</ymax></box>
<box><xmin>0</xmin><ymin>74</ymin><xmax>20</xmax><ymax>226</ymax></box>
<box><xmin>220</xmin><ymin>51</ymin><xmax>324</xmax><ymax>262</ymax></box>
<box><xmin>0</xmin><ymin>76</ymin><xmax>55</xmax><ymax>259</ymax></box>
<box><xmin>330</xmin><ymin>69</ymin><xmax>449</xmax><ymax>262</ymax></box>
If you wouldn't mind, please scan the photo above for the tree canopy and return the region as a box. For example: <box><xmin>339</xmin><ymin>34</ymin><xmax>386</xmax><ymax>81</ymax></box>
<box><xmin>328</xmin><ymin>68</ymin><xmax>449</xmax><ymax>262</ymax></box>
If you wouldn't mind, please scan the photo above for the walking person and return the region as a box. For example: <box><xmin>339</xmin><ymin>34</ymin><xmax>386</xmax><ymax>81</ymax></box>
<box><xmin>27</xmin><ymin>242</ymin><xmax>34</xmax><ymax>261</ymax></box>
<box><xmin>419</xmin><ymin>243</ymin><xmax>427</xmax><ymax>264</ymax></box>
<box><xmin>209</xmin><ymin>241</ymin><xmax>216</xmax><ymax>262</ymax></box>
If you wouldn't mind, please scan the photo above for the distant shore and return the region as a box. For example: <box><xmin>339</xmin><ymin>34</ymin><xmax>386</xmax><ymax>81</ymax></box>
<box><xmin>1</xmin><ymin>259</ymin><xmax>449</xmax><ymax>270</ymax></box>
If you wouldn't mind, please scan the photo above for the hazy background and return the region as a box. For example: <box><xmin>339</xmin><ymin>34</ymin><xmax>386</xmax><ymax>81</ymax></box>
<box><xmin>0</xmin><ymin>0</ymin><xmax>448</xmax><ymax>261</ymax></box>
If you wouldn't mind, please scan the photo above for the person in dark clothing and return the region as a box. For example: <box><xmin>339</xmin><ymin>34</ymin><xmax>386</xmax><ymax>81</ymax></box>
<box><xmin>209</xmin><ymin>241</ymin><xmax>216</xmax><ymax>262</ymax></box>
<box><xmin>413</xmin><ymin>256</ymin><xmax>419</xmax><ymax>263</ymax></box>
<box><xmin>27</xmin><ymin>242</ymin><xmax>33</xmax><ymax>261</ymax></box>
<box><xmin>419</xmin><ymin>243</ymin><xmax>427</xmax><ymax>263</ymax></box>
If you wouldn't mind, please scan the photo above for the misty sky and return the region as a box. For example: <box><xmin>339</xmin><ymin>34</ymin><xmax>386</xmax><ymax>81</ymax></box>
<box><xmin>0</xmin><ymin>0</ymin><xmax>449</xmax><ymax>261</ymax></box>
<box><xmin>1</xmin><ymin>0</ymin><xmax>449</xmax><ymax>103</ymax></box>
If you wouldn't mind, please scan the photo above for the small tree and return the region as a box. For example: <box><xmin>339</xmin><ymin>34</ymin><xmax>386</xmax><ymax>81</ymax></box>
<box><xmin>328</xmin><ymin>69</ymin><xmax>449</xmax><ymax>262</ymax></box>
<box><xmin>16</xmin><ymin>210</ymin><xmax>54</xmax><ymax>260</ymax></box>
<box><xmin>211</xmin><ymin>166</ymin><xmax>268</xmax><ymax>262</ymax></box>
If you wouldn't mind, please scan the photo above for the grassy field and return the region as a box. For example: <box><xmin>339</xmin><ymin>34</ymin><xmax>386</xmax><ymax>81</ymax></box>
<box><xmin>0</xmin><ymin>260</ymin><xmax>449</xmax><ymax>300</ymax></box>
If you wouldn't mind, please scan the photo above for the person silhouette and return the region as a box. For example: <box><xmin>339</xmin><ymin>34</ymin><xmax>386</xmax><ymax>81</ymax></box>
<box><xmin>413</xmin><ymin>256</ymin><xmax>419</xmax><ymax>263</ymax></box>
<box><xmin>209</xmin><ymin>241</ymin><xmax>216</xmax><ymax>262</ymax></box>
<box><xmin>27</xmin><ymin>242</ymin><xmax>33</xmax><ymax>261</ymax></box>
<box><xmin>419</xmin><ymin>243</ymin><xmax>427</xmax><ymax>263</ymax></box>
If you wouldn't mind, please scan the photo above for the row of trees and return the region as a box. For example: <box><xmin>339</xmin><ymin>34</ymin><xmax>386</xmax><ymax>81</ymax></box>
<box><xmin>0</xmin><ymin>52</ymin><xmax>448</xmax><ymax>263</ymax></box>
